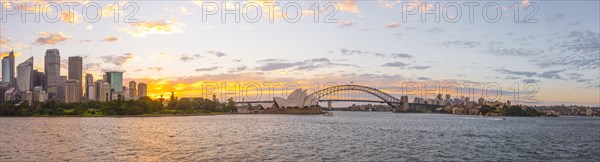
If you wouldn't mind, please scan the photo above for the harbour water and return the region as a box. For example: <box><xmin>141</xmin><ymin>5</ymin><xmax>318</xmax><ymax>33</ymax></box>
<box><xmin>1</xmin><ymin>112</ymin><xmax>599</xmax><ymax>161</ymax></box>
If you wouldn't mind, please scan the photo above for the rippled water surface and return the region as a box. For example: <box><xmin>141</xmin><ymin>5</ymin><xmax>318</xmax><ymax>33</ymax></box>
<box><xmin>1</xmin><ymin>112</ymin><xmax>599</xmax><ymax>161</ymax></box>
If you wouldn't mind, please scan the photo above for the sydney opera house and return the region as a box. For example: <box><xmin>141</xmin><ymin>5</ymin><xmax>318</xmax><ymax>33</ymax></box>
<box><xmin>273</xmin><ymin>88</ymin><xmax>319</xmax><ymax>108</ymax></box>
<box><xmin>244</xmin><ymin>88</ymin><xmax>323</xmax><ymax>114</ymax></box>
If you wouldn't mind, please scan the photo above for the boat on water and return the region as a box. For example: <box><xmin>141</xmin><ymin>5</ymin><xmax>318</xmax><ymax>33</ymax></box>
<box><xmin>323</xmin><ymin>112</ymin><xmax>333</xmax><ymax>117</ymax></box>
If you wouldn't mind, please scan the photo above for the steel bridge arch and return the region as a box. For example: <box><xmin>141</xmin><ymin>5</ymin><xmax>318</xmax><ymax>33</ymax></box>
<box><xmin>309</xmin><ymin>85</ymin><xmax>403</xmax><ymax>107</ymax></box>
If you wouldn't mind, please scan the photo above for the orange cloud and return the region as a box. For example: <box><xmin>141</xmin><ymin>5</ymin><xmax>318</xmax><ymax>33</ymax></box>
<box><xmin>383</xmin><ymin>22</ymin><xmax>399</xmax><ymax>29</ymax></box>
<box><xmin>338</xmin><ymin>20</ymin><xmax>356</xmax><ymax>28</ymax></box>
<box><xmin>33</xmin><ymin>32</ymin><xmax>70</xmax><ymax>45</ymax></box>
<box><xmin>337</xmin><ymin>0</ymin><xmax>359</xmax><ymax>13</ymax></box>
<box><xmin>378</xmin><ymin>0</ymin><xmax>401</xmax><ymax>9</ymax></box>
<box><xmin>60</xmin><ymin>10</ymin><xmax>82</xmax><ymax>23</ymax></box>
<box><xmin>104</xmin><ymin>35</ymin><xmax>119</xmax><ymax>42</ymax></box>
<box><xmin>0</xmin><ymin>51</ymin><xmax>22</xmax><ymax>58</ymax></box>
<box><xmin>118</xmin><ymin>17</ymin><xmax>185</xmax><ymax>37</ymax></box>
<box><xmin>0</xmin><ymin>37</ymin><xmax>10</xmax><ymax>48</ymax></box>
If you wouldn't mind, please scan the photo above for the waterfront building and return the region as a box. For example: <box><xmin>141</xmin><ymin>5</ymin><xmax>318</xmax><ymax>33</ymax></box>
<box><xmin>85</xmin><ymin>74</ymin><xmax>94</xmax><ymax>100</ymax></box>
<box><xmin>105</xmin><ymin>71</ymin><xmax>123</xmax><ymax>100</ymax></box>
<box><xmin>272</xmin><ymin>89</ymin><xmax>318</xmax><ymax>108</ymax></box>
<box><xmin>94</xmin><ymin>80</ymin><xmax>103</xmax><ymax>101</ymax></box>
<box><xmin>3</xmin><ymin>87</ymin><xmax>16</xmax><ymax>101</ymax></box>
<box><xmin>138</xmin><ymin>83</ymin><xmax>147</xmax><ymax>97</ymax></box>
<box><xmin>94</xmin><ymin>80</ymin><xmax>110</xmax><ymax>102</ymax></box>
<box><xmin>44</xmin><ymin>49</ymin><xmax>60</xmax><ymax>100</ymax></box>
<box><xmin>33</xmin><ymin>86</ymin><xmax>47</xmax><ymax>102</ymax></box>
<box><xmin>128</xmin><ymin>81</ymin><xmax>136</xmax><ymax>99</ymax></box>
<box><xmin>68</xmin><ymin>56</ymin><xmax>83</xmax><ymax>100</ymax></box>
<box><xmin>24</xmin><ymin>91</ymin><xmax>33</xmax><ymax>102</ymax></box>
<box><xmin>0</xmin><ymin>83</ymin><xmax>7</xmax><ymax>102</ymax></box>
<box><xmin>64</xmin><ymin>79</ymin><xmax>81</xmax><ymax>103</ymax></box>
<box><xmin>16</xmin><ymin>57</ymin><xmax>34</xmax><ymax>96</ymax></box>
<box><xmin>2</xmin><ymin>50</ymin><xmax>15</xmax><ymax>86</ymax></box>
<box><xmin>57</xmin><ymin>75</ymin><xmax>67</xmax><ymax>102</ymax></box>
<box><xmin>102</xmin><ymin>82</ymin><xmax>110</xmax><ymax>101</ymax></box>
<box><xmin>32</xmin><ymin>70</ymin><xmax>45</xmax><ymax>88</ymax></box>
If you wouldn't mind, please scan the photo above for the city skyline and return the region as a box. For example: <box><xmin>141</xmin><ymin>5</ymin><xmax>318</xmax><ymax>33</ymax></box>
<box><xmin>1</xmin><ymin>0</ymin><xmax>599</xmax><ymax>106</ymax></box>
<box><xmin>2</xmin><ymin>48</ymin><xmax>148</xmax><ymax>103</ymax></box>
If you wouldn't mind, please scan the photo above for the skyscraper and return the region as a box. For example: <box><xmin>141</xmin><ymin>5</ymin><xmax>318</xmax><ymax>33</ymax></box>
<box><xmin>31</xmin><ymin>70</ymin><xmax>45</xmax><ymax>88</ymax></box>
<box><xmin>68</xmin><ymin>56</ymin><xmax>83</xmax><ymax>100</ymax></box>
<box><xmin>138</xmin><ymin>83</ymin><xmax>147</xmax><ymax>97</ymax></box>
<box><xmin>16</xmin><ymin>57</ymin><xmax>34</xmax><ymax>94</ymax></box>
<box><xmin>102</xmin><ymin>82</ymin><xmax>110</xmax><ymax>101</ymax></box>
<box><xmin>2</xmin><ymin>50</ymin><xmax>15</xmax><ymax>86</ymax></box>
<box><xmin>68</xmin><ymin>56</ymin><xmax>82</xmax><ymax>81</ymax></box>
<box><xmin>94</xmin><ymin>80</ymin><xmax>107</xmax><ymax>102</ymax></box>
<box><xmin>85</xmin><ymin>74</ymin><xmax>94</xmax><ymax>100</ymax></box>
<box><xmin>44</xmin><ymin>49</ymin><xmax>60</xmax><ymax>100</ymax></box>
<box><xmin>64</xmin><ymin>79</ymin><xmax>81</xmax><ymax>103</ymax></box>
<box><xmin>105</xmin><ymin>71</ymin><xmax>123</xmax><ymax>100</ymax></box>
<box><xmin>128</xmin><ymin>81</ymin><xmax>136</xmax><ymax>99</ymax></box>
<box><xmin>57</xmin><ymin>75</ymin><xmax>67</xmax><ymax>102</ymax></box>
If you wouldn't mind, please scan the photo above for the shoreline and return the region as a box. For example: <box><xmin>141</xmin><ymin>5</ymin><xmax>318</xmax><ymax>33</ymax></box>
<box><xmin>0</xmin><ymin>112</ymin><xmax>229</xmax><ymax>118</ymax></box>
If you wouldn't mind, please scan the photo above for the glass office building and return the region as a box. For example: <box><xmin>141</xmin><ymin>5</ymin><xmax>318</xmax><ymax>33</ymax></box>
<box><xmin>105</xmin><ymin>71</ymin><xmax>123</xmax><ymax>93</ymax></box>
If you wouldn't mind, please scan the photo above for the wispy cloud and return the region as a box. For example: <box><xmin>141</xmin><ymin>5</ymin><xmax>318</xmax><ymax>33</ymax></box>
<box><xmin>118</xmin><ymin>17</ymin><xmax>185</xmax><ymax>37</ymax></box>
<box><xmin>496</xmin><ymin>68</ymin><xmax>537</xmax><ymax>77</ymax></box>
<box><xmin>206</xmin><ymin>50</ymin><xmax>226</xmax><ymax>57</ymax></box>
<box><xmin>522</xmin><ymin>79</ymin><xmax>540</xmax><ymax>83</ymax></box>
<box><xmin>104</xmin><ymin>36</ymin><xmax>119</xmax><ymax>42</ymax></box>
<box><xmin>228</xmin><ymin>66</ymin><xmax>248</xmax><ymax>73</ymax></box>
<box><xmin>60</xmin><ymin>10</ymin><xmax>83</xmax><ymax>24</ymax></box>
<box><xmin>196</xmin><ymin>66</ymin><xmax>219</xmax><ymax>72</ymax></box>
<box><xmin>381</xmin><ymin>62</ymin><xmax>409</xmax><ymax>68</ymax></box>
<box><xmin>180</xmin><ymin>54</ymin><xmax>202</xmax><ymax>62</ymax></box>
<box><xmin>148</xmin><ymin>67</ymin><xmax>163</xmax><ymax>71</ymax></box>
<box><xmin>408</xmin><ymin>66</ymin><xmax>432</xmax><ymax>70</ymax></box>
<box><xmin>337</xmin><ymin>0</ymin><xmax>359</xmax><ymax>13</ymax></box>
<box><xmin>338</xmin><ymin>20</ymin><xmax>356</xmax><ymax>28</ymax></box>
<box><xmin>383</xmin><ymin>22</ymin><xmax>399</xmax><ymax>29</ymax></box>
<box><xmin>101</xmin><ymin>53</ymin><xmax>135</xmax><ymax>66</ymax></box>
<box><xmin>537</xmin><ymin>30</ymin><xmax>599</xmax><ymax>70</ymax></box>
<box><xmin>256</xmin><ymin>57</ymin><xmax>359</xmax><ymax>71</ymax></box>
<box><xmin>33</xmin><ymin>32</ymin><xmax>70</xmax><ymax>45</ymax></box>
<box><xmin>0</xmin><ymin>37</ymin><xmax>10</xmax><ymax>48</ymax></box>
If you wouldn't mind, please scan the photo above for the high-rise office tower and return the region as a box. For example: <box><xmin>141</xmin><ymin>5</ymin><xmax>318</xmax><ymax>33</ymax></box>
<box><xmin>31</xmin><ymin>70</ymin><xmax>45</xmax><ymax>88</ymax></box>
<box><xmin>57</xmin><ymin>75</ymin><xmax>67</xmax><ymax>102</ymax></box>
<box><xmin>138</xmin><ymin>83</ymin><xmax>147</xmax><ymax>97</ymax></box>
<box><xmin>105</xmin><ymin>71</ymin><xmax>123</xmax><ymax>100</ymax></box>
<box><xmin>64</xmin><ymin>79</ymin><xmax>81</xmax><ymax>103</ymax></box>
<box><xmin>85</xmin><ymin>74</ymin><xmax>94</xmax><ymax>100</ymax></box>
<box><xmin>17</xmin><ymin>57</ymin><xmax>34</xmax><ymax>94</ymax></box>
<box><xmin>128</xmin><ymin>81</ymin><xmax>136</xmax><ymax>99</ymax></box>
<box><xmin>94</xmin><ymin>80</ymin><xmax>103</xmax><ymax>101</ymax></box>
<box><xmin>68</xmin><ymin>56</ymin><xmax>82</xmax><ymax>100</ymax></box>
<box><xmin>44</xmin><ymin>49</ymin><xmax>60</xmax><ymax>100</ymax></box>
<box><xmin>101</xmin><ymin>82</ymin><xmax>110</xmax><ymax>101</ymax></box>
<box><xmin>68</xmin><ymin>56</ymin><xmax>83</xmax><ymax>81</ymax></box>
<box><xmin>2</xmin><ymin>50</ymin><xmax>15</xmax><ymax>86</ymax></box>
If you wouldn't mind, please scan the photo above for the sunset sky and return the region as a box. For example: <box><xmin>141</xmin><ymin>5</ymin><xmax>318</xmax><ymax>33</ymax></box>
<box><xmin>1</xmin><ymin>0</ymin><xmax>599</xmax><ymax>106</ymax></box>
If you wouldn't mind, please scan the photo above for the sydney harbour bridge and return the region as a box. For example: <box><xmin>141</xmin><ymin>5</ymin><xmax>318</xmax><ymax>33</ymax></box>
<box><xmin>236</xmin><ymin>84</ymin><xmax>441</xmax><ymax>110</ymax></box>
